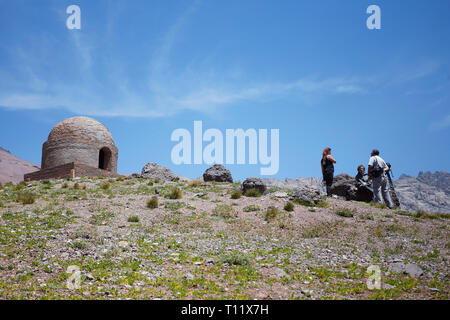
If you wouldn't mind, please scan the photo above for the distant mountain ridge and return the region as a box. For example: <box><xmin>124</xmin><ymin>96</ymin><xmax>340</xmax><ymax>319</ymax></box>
<box><xmin>0</xmin><ymin>147</ymin><xmax>40</xmax><ymax>183</ymax></box>
<box><xmin>263</xmin><ymin>171</ymin><xmax>450</xmax><ymax>214</ymax></box>
<box><xmin>394</xmin><ymin>171</ymin><xmax>450</xmax><ymax>214</ymax></box>
<box><xmin>417</xmin><ymin>171</ymin><xmax>450</xmax><ymax>194</ymax></box>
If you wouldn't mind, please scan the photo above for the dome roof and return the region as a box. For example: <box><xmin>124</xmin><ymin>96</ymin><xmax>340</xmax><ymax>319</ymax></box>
<box><xmin>47</xmin><ymin>117</ymin><xmax>115</xmax><ymax>145</ymax></box>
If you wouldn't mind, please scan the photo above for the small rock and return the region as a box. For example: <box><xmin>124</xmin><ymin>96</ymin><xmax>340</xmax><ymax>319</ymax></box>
<box><xmin>404</xmin><ymin>263</ymin><xmax>424</xmax><ymax>277</ymax></box>
<box><xmin>242</xmin><ymin>178</ymin><xmax>267</xmax><ymax>195</ymax></box>
<box><xmin>301</xmin><ymin>289</ymin><xmax>313</xmax><ymax>297</ymax></box>
<box><xmin>272</xmin><ymin>191</ymin><xmax>288</xmax><ymax>198</ymax></box>
<box><xmin>118</xmin><ymin>241</ymin><xmax>129</xmax><ymax>248</ymax></box>
<box><xmin>383</xmin><ymin>283</ymin><xmax>395</xmax><ymax>290</ymax></box>
<box><xmin>85</xmin><ymin>273</ymin><xmax>94</xmax><ymax>280</ymax></box>
<box><xmin>388</xmin><ymin>262</ymin><xmax>424</xmax><ymax>277</ymax></box>
<box><xmin>274</xmin><ymin>268</ymin><xmax>291</xmax><ymax>280</ymax></box>
<box><xmin>184</xmin><ymin>273</ymin><xmax>195</xmax><ymax>280</ymax></box>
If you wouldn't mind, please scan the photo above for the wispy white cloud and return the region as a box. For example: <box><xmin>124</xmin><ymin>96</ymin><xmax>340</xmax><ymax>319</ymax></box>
<box><xmin>429</xmin><ymin>114</ymin><xmax>450</xmax><ymax>131</ymax></box>
<box><xmin>0</xmin><ymin>1</ymin><xmax>387</xmax><ymax>119</ymax></box>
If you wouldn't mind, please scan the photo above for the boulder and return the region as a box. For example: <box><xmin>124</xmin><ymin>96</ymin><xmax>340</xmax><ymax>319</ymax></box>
<box><xmin>388</xmin><ymin>262</ymin><xmax>424</xmax><ymax>278</ymax></box>
<box><xmin>331</xmin><ymin>173</ymin><xmax>373</xmax><ymax>202</ymax></box>
<box><xmin>127</xmin><ymin>172</ymin><xmax>142</xmax><ymax>179</ymax></box>
<box><xmin>290</xmin><ymin>185</ymin><xmax>322</xmax><ymax>205</ymax></box>
<box><xmin>202</xmin><ymin>164</ymin><xmax>233</xmax><ymax>183</ymax></box>
<box><xmin>242</xmin><ymin>178</ymin><xmax>267</xmax><ymax>195</ymax></box>
<box><xmin>141</xmin><ymin>162</ymin><xmax>179</xmax><ymax>181</ymax></box>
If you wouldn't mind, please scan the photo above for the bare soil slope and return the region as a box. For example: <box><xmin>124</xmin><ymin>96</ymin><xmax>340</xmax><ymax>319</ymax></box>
<box><xmin>0</xmin><ymin>177</ymin><xmax>448</xmax><ymax>299</ymax></box>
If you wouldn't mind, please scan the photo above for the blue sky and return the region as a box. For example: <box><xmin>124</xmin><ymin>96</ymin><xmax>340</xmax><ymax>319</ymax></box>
<box><xmin>0</xmin><ymin>0</ymin><xmax>449</xmax><ymax>181</ymax></box>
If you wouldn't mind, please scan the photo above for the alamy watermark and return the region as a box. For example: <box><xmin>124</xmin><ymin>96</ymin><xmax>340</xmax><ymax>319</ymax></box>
<box><xmin>366</xmin><ymin>265</ymin><xmax>382</xmax><ymax>290</ymax></box>
<box><xmin>65</xmin><ymin>4</ymin><xmax>381</xmax><ymax>31</ymax></box>
<box><xmin>171</xmin><ymin>121</ymin><xmax>279</xmax><ymax>175</ymax></box>
<box><xmin>66</xmin><ymin>265</ymin><xmax>81</xmax><ymax>290</ymax></box>
<box><xmin>366</xmin><ymin>5</ymin><xmax>381</xmax><ymax>30</ymax></box>
<box><xmin>66</xmin><ymin>5</ymin><xmax>81</xmax><ymax>30</ymax></box>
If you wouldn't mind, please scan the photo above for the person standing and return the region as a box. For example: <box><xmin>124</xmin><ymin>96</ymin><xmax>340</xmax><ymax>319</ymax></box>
<box><xmin>368</xmin><ymin>149</ymin><xmax>394</xmax><ymax>208</ymax></box>
<box><xmin>321</xmin><ymin>147</ymin><xmax>336</xmax><ymax>196</ymax></box>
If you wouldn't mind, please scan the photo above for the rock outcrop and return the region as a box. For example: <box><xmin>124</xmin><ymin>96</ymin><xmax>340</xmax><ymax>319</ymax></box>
<box><xmin>394</xmin><ymin>173</ymin><xmax>450</xmax><ymax>213</ymax></box>
<box><xmin>203</xmin><ymin>164</ymin><xmax>233</xmax><ymax>183</ymax></box>
<box><xmin>290</xmin><ymin>185</ymin><xmax>322</xmax><ymax>205</ymax></box>
<box><xmin>417</xmin><ymin>171</ymin><xmax>450</xmax><ymax>195</ymax></box>
<box><xmin>242</xmin><ymin>178</ymin><xmax>267</xmax><ymax>195</ymax></box>
<box><xmin>262</xmin><ymin>177</ymin><xmax>326</xmax><ymax>195</ymax></box>
<box><xmin>330</xmin><ymin>174</ymin><xmax>358</xmax><ymax>200</ymax></box>
<box><xmin>140</xmin><ymin>162</ymin><xmax>180</xmax><ymax>181</ymax></box>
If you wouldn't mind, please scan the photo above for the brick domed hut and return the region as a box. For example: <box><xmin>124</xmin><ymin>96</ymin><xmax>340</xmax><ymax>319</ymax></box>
<box><xmin>24</xmin><ymin>117</ymin><xmax>119</xmax><ymax>181</ymax></box>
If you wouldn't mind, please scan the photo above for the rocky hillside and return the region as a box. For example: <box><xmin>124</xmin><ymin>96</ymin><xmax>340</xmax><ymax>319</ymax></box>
<box><xmin>264</xmin><ymin>172</ymin><xmax>450</xmax><ymax>214</ymax></box>
<box><xmin>394</xmin><ymin>172</ymin><xmax>450</xmax><ymax>214</ymax></box>
<box><xmin>0</xmin><ymin>147</ymin><xmax>40</xmax><ymax>184</ymax></box>
<box><xmin>0</xmin><ymin>177</ymin><xmax>448</xmax><ymax>299</ymax></box>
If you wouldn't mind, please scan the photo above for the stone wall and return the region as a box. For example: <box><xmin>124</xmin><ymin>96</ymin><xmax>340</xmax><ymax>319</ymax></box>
<box><xmin>42</xmin><ymin>140</ymin><xmax>118</xmax><ymax>173</ymax></box>
<box><xmin>24</xmin><ymin>162</ymin><xmax>120</xmax><ymax>181</ymax></box>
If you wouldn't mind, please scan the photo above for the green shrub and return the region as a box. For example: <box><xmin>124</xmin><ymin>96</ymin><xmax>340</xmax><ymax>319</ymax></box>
<box><xmin>395</xmin><ymin>209</ymin><xmax>449</xmax><ymax>220</ymax></box>
<box><xmin>127</xmin><ymin>216</ymin><xmax>140</xmax><ymax>223</ymax></box>
<box><xmin>0</xmin><ymin>201</ymin><xmax>4</xmax><ymax>208</ymax></box>
<box><xmin>264</xmin><ymin>206</ymin><xmax>279</xmax><ymax>222</ymax></box>
<box><xmin>154</xmin><ymin>179</ymin><xmax>160</xmax><ymax>184</ymax></box>
<box><xmin>335</xmin><ymin>208</ymin><xmax>355</xmax><ymax>218</ymax></box>
<box><xmin>230</xmin><ymin>190</ymin><xmax>242</xmax><ymax>199</ymax></box>
<box><xmin>71</xmin><ymin>240</ymin><xmax>88</xmax><ymax>250</ymax></box>
<box><xmin>219</xmin><ymin>251</ymin><xmax>250</xmax><ymax>266</ymax></box>
<box><xmin>62</xmin><ymin>183</ymin><xmax>68</xmax><ymax>189</ymax></box>
<box><xmin>188</xmin><ymin>180</ymin><xmax>202</xmax><ymax>187</ymax></box>
<box><xmin>147</xmin><ymin>181</ymin><xmax>154</xmax><ymax>186</ymax></box>
<box><xmin>147</xmin><ymin>196</ymin><xmax>159</xmax><ymax>209</ymax></box>
<box><xmin>284</xmin><ymin>201</ymin><xmax>295</xmax><ymax>212</ymax></box>
<box><xmin>17</xmin><ymin>192</ymin><xmax>35</xmax><ymax>205</ymax></box>
<box><xmin>169</xmin><ymin>188</ymin><xmax>182</xmax><ymax>199</ymax></box>
<box><xmin>73</xmin><ymin>182</ymin><xmax>81</xmax><ymax>190</ymax></box>
<box><xmin>369</xmin><ymin>202</ymin><xmax>387</xmax><ymax>209</ymax></box>
<box><xmin>13</xmin><ymin>183</ymin><xmax>25</xmax><ymax>191</ymax></box>
<box><xmin>100</xmin><ymin>182</ymin><xmax>110</xmax><ymax>190</ymax></box>
<box><xmin>213</xmin><ymin>204</ymin><xmax>236</xmax><ymax>219</ymax></box>
<box><xmin>293</xmin><ymin>198</ymin><xmax>329</xmax><ymax>208</ymax></box>
<box><xmin>42</xmin><ymin>180</ymin><xmax>51</xmax><ymax>185</ymax></box>
<box><xmin>243</xmin><ymin>205</ymin><xmax>261</xmax><ymax>212</ymax></box>
<box><xmin>244</xmin><ymin>188</ymin><xmax>261</xmax><ymax>197</ymax></box>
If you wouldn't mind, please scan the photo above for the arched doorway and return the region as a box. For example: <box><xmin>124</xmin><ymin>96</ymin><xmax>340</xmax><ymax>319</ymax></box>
<box><xmin>98</xmin><ymin>147</ymin><xmax>112</xmax><ymax>171</ymax></box>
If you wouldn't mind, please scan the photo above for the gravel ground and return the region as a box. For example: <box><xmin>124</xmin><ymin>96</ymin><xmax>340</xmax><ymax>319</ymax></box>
<box><xmin>0</xmin><ymin>177</ymin><xmax>448</xmax><ymax>299</ymax></box>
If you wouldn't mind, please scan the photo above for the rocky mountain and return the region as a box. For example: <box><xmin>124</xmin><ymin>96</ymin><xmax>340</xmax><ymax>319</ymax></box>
<box><xmin>263</xmin><ymin>177</ymin><xmax>326</xmax><ymax>194</ymax></box>
<box><xmin>417</xmin><ymin>171</ymin><xmax>450</xmax><ymax>195</ymax></box>
<box><xmin>264</xmin><ymin>172</ymin><xmax>450</xmax><ymax>214</ymax></box>
<box><xmin>0</xmin><ymin>147</ymin><xmax>40</xmax><ymax>183</ymax></box>
<box><xmin>394</xmin><ymin>172</ymin><xmax>450</xmax><ymax>214</ymax></box>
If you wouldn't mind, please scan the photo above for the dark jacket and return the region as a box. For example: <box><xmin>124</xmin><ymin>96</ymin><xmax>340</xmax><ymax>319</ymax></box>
<box><xmin>355</xmin><ymin>172</ymin><xmax>371</xmax><ymax>187</ymax></box>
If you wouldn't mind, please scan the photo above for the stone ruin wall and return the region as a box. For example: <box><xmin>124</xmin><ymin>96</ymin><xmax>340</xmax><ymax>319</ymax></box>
<box><xmin>42</xmin><ymin>140</ymin><xmax>118</xmax><ymax>173</ymax></box>
<box><xmin>24</xmin><ymin>162</ymin><xmax>120</xmax><ymax>181</ymax></box>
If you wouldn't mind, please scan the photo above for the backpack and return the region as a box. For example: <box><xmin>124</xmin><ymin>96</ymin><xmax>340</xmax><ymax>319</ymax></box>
<box><xmin>371</xmin><ymin>157</ymin><xmax>384</xmax><ymax>178</ymax></box>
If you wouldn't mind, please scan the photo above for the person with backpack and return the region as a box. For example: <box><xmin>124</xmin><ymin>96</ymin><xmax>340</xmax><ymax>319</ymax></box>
<box><xmin>368</xmin><ymin>149</ymin><xmax>394</xmax><ymax>208</ymax></box>
<box><xmin>321</xmin><ymin>147</ymin><xmax>336</xmax><ymax>196</ymax></box>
